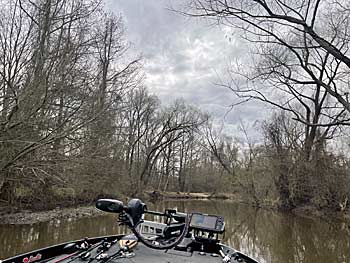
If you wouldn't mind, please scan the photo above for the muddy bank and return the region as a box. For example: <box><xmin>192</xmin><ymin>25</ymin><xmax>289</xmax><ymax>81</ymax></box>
<box><xmin>145</xmin><ymin>191</ymin><xmax>239</xmax><ymax>200</ymax></box>
<box><xmin>0</xmin><ymin>192</ymin><xmax>238</xmax><ymax>225</ymax></box>
<box><xmin>0</xmin><ymin>205</ymin><xmax>104</xmax><ymax>225</ymax></box>
<box><xmin>290</xmin><ymin>205</ymin><xmax>350</xmax><ymax>223</ymax></box>
<box><xmin>2</xmin><ymin>193</ymin><xmax>350</xmax><ymax>225</ymax></box>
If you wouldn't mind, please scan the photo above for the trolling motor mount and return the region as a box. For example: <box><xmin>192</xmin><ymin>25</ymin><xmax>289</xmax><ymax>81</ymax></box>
<box><xmin>125</xmin><ymin>199</ymin><xmax>146</xmax><ymax>227</ymax></box>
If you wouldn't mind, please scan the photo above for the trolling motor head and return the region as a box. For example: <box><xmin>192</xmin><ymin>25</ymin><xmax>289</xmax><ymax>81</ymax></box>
<box><xmin>96</xmin><ymin>199</ymin><xmax>124</xmax><ymax>213</ymax></box>
<box><xmin>95</xmin><ymin>198</ymin><xmax>146</xmax><ymax>227</ymax></box>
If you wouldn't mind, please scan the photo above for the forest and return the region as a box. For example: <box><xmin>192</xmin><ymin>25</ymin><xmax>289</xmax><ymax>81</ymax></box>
<box><xmin>1</xmin><ymin>0</ymin><xmax>350</xmax><ymax>213</ymax></box>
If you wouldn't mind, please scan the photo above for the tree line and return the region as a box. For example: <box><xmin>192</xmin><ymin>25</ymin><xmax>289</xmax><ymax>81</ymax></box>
<box><xmin>1</xmin><ymin>0</ymin><xmax>350</xmax><ymax>213</ymax></box>
<box><xmin>183</xmin><ymin>0</ymin><xmax>350</xmax><ymax>211</ymax></box>
<box><xmin>0</xmin><ymin>0</ymin><xmax>235</xmax><ymax>209</ymax></box>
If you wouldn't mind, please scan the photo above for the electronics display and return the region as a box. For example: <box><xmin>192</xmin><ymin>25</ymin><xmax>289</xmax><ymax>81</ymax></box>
<box><xmin>189</xmin><ymin>213</ymin><xmax>225</xmax><ymax>233</ymax></box>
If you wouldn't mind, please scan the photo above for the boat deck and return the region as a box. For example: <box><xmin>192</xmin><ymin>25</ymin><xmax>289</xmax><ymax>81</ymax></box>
<box><xmin>115</xmin><ymin>243</ymin><xmax>225</xmax><ymax>262</ymax></box>
<box><xmin>4</xmin><ymin>235</ymin><xmax>257</xmax><ymax>263</ymax></box>
<box><xmin>43</xmin><ymin>239</ymin><xmax>242</xmax><ymax>263</ymax></box>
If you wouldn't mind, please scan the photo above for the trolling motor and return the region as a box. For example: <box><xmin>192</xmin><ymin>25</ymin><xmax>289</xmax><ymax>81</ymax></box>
<box><xmin>95</xmin><ymin>198</ymin><xmax>190</xmax><ymax>250</ymax></box>
<box><xmin>96</xmin><ymin>198</ymin><xmax>241</xmax><ymax>263</ymax></box>
<box><xmin>95</xmin><ymin>199</ymin><xmax>251</xmax><ymax>262</ymax></box>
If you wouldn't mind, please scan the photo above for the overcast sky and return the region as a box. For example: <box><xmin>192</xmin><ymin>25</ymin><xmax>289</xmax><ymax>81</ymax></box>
<box><xmin>105</xmin><ymin>0</ymin><xmax>265</xmax><ymax>139</ymax></box>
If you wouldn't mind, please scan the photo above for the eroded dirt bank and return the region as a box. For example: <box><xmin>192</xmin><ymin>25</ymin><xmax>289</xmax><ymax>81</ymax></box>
<box><xmin>0</xmin><ymin>205</ymin><xmax>104</xmax><ymax>225</ymax></box>
<box><xmin>1</xmin><ymin>192</ymin><xmax>350</xmax><ymax>225</ymax></box>
<box><xmin>0</xmin><ymin>192</ymin><xmax>237</xmax><ymax>224</ymax></box>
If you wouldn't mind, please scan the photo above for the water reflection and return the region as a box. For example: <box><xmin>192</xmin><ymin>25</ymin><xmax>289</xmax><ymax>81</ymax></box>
<box><xmin>0</xmin><ymin>215</ymin><xmax>126</xmax><ymax>259</ymax></box>
<box><xmin>1</xmin><ymin>200</ymin><xmax>350</xmax><ymax>263</ymax></box>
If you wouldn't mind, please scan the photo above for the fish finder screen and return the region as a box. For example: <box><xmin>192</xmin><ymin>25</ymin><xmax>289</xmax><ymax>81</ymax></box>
<box><xmin>190</xmin><ymin>214</ymin><xmax>217</xmax><ymax>230</ymax></box>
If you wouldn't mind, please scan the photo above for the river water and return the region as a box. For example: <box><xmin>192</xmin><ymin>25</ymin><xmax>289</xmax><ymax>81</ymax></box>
<box><xmin>1</xmin><ymin>200</ymin><xmax>349</xmax><ymax>262</ymax></box>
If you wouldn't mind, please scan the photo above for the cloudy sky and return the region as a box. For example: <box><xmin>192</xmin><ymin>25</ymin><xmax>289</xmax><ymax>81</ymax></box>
<box><xmin>105</xmin><ymin>0</ymin><xmax>265</xmax><ymax>138</ymax></box>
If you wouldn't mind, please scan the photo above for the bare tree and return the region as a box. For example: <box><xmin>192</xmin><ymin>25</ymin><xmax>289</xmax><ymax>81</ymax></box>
<box><xmin>186</xmin><ymin>0</ymin><xmax>350</xmax><ymax>115</ymax></box>
<box><xmin>85</xmin><ymin>12</ymin><xmax>141</xmax><ymax>157</ymax></box>
<box><xmin>117</xmin><ymin>87</ymin><xmax>159</xmax><ymax>184</ymax></box>
<box><xmin>183</xmin><ymin>2</ymin><xmax>350</xmax><ymax>207</ymax></box>
<box><xmin>0</xmin><ymin>0</ymin><xmax>141</xmax><ymax>205</ymax></box>
<box><xmin>201</xmin><ymin>119</ymin><xmax>237</xmax><ymax>177</ymax></box>
<box><xmin>137</xmin><ymin>100</ymin><xmax>203</xmax><ymax>191</ymax></box>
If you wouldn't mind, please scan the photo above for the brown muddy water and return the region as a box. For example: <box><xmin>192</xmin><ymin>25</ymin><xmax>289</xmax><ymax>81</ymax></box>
<box><xmin>1</xmin><ymin>200</ymin><xmax>350</xmax><ymax>262</ymax></box>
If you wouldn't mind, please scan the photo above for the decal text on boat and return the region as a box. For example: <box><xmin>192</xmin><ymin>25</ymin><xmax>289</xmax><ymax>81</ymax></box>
<box><xmin>22</xmin><ymin>254</ymin><xmax>42</xmax><ymax>263</ymax></box>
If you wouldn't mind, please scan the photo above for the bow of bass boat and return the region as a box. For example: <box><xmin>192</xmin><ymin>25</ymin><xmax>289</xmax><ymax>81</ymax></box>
<box><xmin>1</xmin><ymin>235</ymin><xmax>258</xmax><ymax>263</ymax></box>
<box><xmin>2</xmin><ymin>198</ymin><xmax>261</xmax><ymax>263</ymax></box>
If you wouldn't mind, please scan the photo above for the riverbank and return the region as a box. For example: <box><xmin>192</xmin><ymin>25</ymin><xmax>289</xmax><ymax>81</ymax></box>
<box><xmin>145</xmin><ymin>191</ymin><xmax>238</xmax><ymax>200</ymax></box>
<box><xmin>1</xmin><ymin>191</ymin><xmax>350</xmax><ymax>225</ymax></box>
<box><xmin>0</xmin><ymin>191</ymin><xmax>237</xmax><ymax>224</ymax></box>
<box><xmin>151</xmin><ymin>191</ymin><xmax>350</xmax><ymax>222</ymax></box>
<box><xmin>0</xmin><ymin>205</ymin><xmax>104</xmax><ymax>225</ymax></box>
<box><xmin>290</xmin><ymin>205</ymin><xmax>350</xmax><ymax>223</ymax></box>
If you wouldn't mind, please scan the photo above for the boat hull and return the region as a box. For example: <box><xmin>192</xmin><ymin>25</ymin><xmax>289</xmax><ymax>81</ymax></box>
<box><xmin>2</xmin><ymin>234</ymin><xmax>259</xmax><ymax>263</ymax></box>
<box><xmin>2</xmin><ymin>235</ymin><xmax>119</xmax><ymax>263</ymax></box>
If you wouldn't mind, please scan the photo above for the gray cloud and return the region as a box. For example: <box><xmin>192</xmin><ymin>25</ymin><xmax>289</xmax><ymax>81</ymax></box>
<box><xmin>105</xmin><ymin>0</ymin><xmax>265</xmax><ymax>138</ymax></box>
